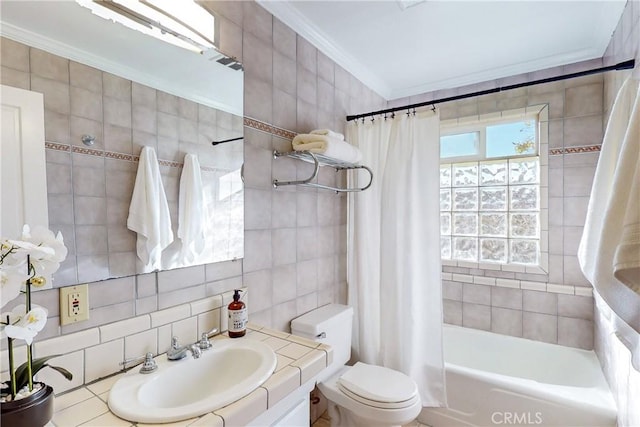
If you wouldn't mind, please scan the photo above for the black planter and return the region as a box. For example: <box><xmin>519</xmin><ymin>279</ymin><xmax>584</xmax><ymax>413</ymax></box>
<box><xmin>1</xmin><ymin>383</ymin><xmax>55</xmax><ymax>427</ymax></box>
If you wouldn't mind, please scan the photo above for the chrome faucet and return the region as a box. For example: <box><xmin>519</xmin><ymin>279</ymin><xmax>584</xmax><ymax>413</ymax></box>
<box><xmin>167</xmin><ymin>337</ymin><xmax>189</xmax><ymax>361</ymax></box>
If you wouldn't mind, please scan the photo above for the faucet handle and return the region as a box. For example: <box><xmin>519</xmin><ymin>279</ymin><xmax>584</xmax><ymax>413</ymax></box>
<box><xmin>139</xmin><ymin>352</ymin><xmax>158</xmax><ymax>374</ymax></box>
<box><xmin>171</xmin><ymin>336</ymin><xmax>180</xmax><ymax>349</ymax></box>
<box><xmin>120</xmin><ymin>352</ymin><xmax>158</xmax><ymax>374</ymax></box>
<box><xmin>198</xmin><ymin>332</ymin><xmax>213</xmax><ymax>350</ymax></box>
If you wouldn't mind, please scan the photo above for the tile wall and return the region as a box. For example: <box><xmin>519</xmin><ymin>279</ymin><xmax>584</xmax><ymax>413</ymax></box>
<box><xmin>1</xmin><ymin>36</ymin><xmax>244</xmax><ymax>287</ymax></box>
<box><xmin>596</xmin><ymin>1</ymin><xmax>640</xmax><ymax>426</ymax></box>
<box><xmin>0</xmin><ymin>0</ymin><xmax>385</xmax><ymax>390</ymax></box>
<box><xmin>421</xmin><ymin>74</ymin><xmax>603</xmax><ymax>350</ymax></box>
<box><xmin>200</xmin><ymin>1</ymin><xmax>386</xmax><ymax>331</ymax></box>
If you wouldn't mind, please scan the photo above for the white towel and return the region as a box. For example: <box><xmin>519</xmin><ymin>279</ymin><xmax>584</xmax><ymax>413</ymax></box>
<box><xmin>310</xmin><ymin>128</ymin><xmax>345</xmax><ymax>141</ymax></box>
<box><xmin>127</xmin><ymin>146</ymin><xmax>173</xmax><ymax>272</ymax></box>
<box><xmin>178</xmin><ymin>154</ymin><xmax>206</xmax><ymax>265</ymax></box>
<box><xmin>578</xmin><ymin>76</ymin><xmax>640</xmax><ymax>296</ymax></box>
<box><xmin>613</xmin><ymin>83</ymin><xmax>640</xmax><ymax>293</ymax></box>
<box><xmin>292</xmin><ymin>133</ymin><xmax>362</xmax><ymax>163</ymax></box>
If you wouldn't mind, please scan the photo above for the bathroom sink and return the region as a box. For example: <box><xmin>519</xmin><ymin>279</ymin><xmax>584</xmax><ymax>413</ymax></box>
<box><xmin>108</xmin><ymin>338</ymin><xmax>277</xmax><ymax>423</ymax></box>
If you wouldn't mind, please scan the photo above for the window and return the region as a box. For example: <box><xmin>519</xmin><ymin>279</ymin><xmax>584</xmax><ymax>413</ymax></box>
<box><xmin>440</xmin><ymin>113</ymin><xmax>542</xmax><ymax>266</ymax></box>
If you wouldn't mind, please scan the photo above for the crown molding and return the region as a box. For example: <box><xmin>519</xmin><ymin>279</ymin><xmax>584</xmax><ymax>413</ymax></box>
<box><xmin>389</xmin><ymin>48</ymin><xmax>605</xmax><ymax>100</ymax></box>
<box><xmin>257</xmin><ymin>0</ymin><xmax>392</xmax><ymax>100</ymax></box>
<box><xmin>0</xmin><ymin>21</ymin><xmax>242</xmax><ymax>116</ymax></box>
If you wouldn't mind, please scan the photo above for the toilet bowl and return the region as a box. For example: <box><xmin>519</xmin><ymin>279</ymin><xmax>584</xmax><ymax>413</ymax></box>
<box><xmin>318</xmin><ymin>365</ymin><xmax>422</xmax><ymax>427</ymax></box>
<box><xmin>290</xmin><ymin>304</ymin><xmax>422</xmax><ymax>427</ymax></box>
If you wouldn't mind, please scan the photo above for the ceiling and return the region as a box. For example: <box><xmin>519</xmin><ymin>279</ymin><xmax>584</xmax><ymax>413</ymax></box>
<box><xmin>259</xmin><ymin>0</ymin><xmax>626</xmax><ymax>101</ymax></box>
<box><xmin>0</xmin><ymin>1</ymin><xmax>243</xmax><ymax>115</ymax></box>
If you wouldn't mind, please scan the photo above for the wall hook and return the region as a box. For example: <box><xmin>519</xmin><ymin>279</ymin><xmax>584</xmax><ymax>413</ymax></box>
<box><xmin>81</xmin><ymin>135</ymin><xmax>96</xmax><ymax>146</ymax></box>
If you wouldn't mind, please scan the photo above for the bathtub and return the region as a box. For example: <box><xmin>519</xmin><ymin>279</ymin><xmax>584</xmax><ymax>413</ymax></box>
<box><xmin>419</xmin><ymin>325</ymin><xmax>617</xmax><ymax>427</ymax></box>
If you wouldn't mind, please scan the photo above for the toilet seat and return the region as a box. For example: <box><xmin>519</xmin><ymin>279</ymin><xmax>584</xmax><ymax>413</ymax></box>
<box><xmin>317</xmin><ymin>365</ymin><xmax>422</xmax><ymax>426</ymax></box>
<box><xmin>337</xmin><ymin>362</ymin><xmax>419</xmax><ymax>409</ymax></box>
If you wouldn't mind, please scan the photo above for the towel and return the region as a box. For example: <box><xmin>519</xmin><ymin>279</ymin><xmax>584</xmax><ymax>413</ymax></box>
<box><xmin>310</xmin><ymin>129</ymin><xmax>345</xmax><ymax>141</ymax></box>
<box><xmin>127</xmin><ymin>146</ymin><xmax>173</xmax><ymax>272</ymax></box>
<box><xmin>178</xmin><ymin>154</ymin><xmax>206</xmax><ymax>265</ymax></box>
<box><xmin>578</xmin><ymin>75</ymin><xmax>640</xmax><ymax>301</ymax></box>
<box><xmin>292</xmin><ymin>133</ymin><xmax>362</xmax><ymax>164</ymax></box>
<box><xmin>613</xmin><ymin>82</ymin><xmax>640</xmax><ymax>293</ymax></box>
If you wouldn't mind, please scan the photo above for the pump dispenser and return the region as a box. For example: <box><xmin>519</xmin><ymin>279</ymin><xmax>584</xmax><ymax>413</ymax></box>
<box><xmin>228</xmin><ymin>289</ymin><xmax>247</xmax><ymax>337</ymax></box>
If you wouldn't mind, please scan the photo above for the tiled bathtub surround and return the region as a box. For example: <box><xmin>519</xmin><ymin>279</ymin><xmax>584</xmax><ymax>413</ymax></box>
<box><xmin>425</xmin><ymin>74</ymin><xmax>607</xmax><ymax>349</ymax></box>
<box><xmin>36</xmin><ymin>323</ymin><xmax>331</xmax><ymax>427</ymax></box>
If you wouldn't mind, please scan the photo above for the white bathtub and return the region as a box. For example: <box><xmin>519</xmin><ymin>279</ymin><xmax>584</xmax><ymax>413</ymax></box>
<box><xmin>419</xmin><ymin>325</ymin><xmax>617</xmax><ymax>427</ymax></box>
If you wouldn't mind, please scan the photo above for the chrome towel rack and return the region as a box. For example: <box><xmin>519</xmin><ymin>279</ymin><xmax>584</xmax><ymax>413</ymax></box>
<box><xmin>272</xmin><ymin>150</ymin><xmax>373</xmax><ymax>193</ymax></box>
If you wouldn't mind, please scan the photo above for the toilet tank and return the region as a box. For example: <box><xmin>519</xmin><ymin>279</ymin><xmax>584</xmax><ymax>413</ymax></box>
<box><xmin>291</xmin><ymin>304</ymin><xmax>353</xmax><ymax>369</ymax></box>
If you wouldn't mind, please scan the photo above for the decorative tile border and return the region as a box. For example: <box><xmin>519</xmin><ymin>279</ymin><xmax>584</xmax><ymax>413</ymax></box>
<box><xmin>44</xmin><ymin>142</ymin><xmax>71</xmax><ymax>152</ymax></box>
<box><xmin>45</xmin><ymin>142</ymin><xmax>220</xmax><ymax>172</ymax></box>
<box><xmin>244</xmin><ymin>116</ymin><xmax>296</xmax><ymax>140</ymax></box>
<box><xmin>549</xmin><ymin>144</ymin><xmax>601</xmax><ymax>156</ymax></box>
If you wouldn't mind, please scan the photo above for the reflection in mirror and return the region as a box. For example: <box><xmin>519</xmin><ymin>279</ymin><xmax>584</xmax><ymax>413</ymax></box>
<box><xmin>0</xmin><ymin>1</ymin><xmax>243</xmax><ymax>285</ymax></box>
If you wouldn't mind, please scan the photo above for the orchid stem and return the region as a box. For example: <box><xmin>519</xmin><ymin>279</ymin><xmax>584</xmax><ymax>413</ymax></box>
<box><xmin>7</xmin><ymin>319</ymin><xmax>16</xmax><ymax>398</ymax></box>
<box><xmin>25</xmin><ymin>256</ymin><xmax>33</xmax><ymax>391</ymax></box>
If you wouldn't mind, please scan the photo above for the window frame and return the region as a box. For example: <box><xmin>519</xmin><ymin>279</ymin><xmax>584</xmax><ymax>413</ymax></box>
<box><xmin>439</xmin><ymin>105</ymin><xmax>549</xmax><ymax>275</ymax></box>
<box><xmin>440</xmin><ymin>112</ymin><xmax>540</xmax><ymax>163</ymax></box>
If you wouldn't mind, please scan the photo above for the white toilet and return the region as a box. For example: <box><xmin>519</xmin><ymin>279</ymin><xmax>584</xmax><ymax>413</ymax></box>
<box><xmin>291</xmin><ymin>304</ymin><xmax>422</xmax><ymax>427</ymax></box>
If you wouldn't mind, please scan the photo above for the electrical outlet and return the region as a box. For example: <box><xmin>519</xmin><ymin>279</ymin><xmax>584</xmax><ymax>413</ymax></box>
<box><xmin>60</xmin><ymin>284</ymin><xmax>89</xmax><ymax>325</ymax></box>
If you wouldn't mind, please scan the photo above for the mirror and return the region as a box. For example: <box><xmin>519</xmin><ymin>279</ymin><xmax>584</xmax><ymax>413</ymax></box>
<box><xmin>0</xmin><ymin>1</ymin><xmax>243</xmax><ymax>284</ymax></box>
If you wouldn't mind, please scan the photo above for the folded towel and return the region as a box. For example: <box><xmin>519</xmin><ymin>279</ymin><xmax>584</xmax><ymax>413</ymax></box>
<box><xmin>127</xmin><ymin>146</ymin><xmax>173</xmax><ymax>272</ymax></box>
<box><xmin>178</xmin><ymin>154</ymin><xmax>206</xmax><ymax>265</ymax></box>
<box><xmin>292</xmin><ymin>133</ymin><xmax>362</xmax><ymax>164</ymax></box>
<box><xmin>310</xmin><ymin>129</ymin><xmax>345</xmax><ymax>141</ymax></box>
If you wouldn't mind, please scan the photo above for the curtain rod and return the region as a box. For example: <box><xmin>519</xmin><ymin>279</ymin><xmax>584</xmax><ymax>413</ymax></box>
<box><xmin>346</xmin><ymin>59</ymin><xmax>635</xmax><ymax>122</ymax></box>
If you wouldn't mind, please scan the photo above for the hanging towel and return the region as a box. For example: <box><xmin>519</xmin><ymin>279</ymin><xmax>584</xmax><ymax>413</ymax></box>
<box><xmin>178</xmin><ymin>154</ymin><xmax>206</xmax><ymax>265</ymax></box>
<box><xmin>292</xmin><ymin>133</ymin><xmax>362</xmax><ymax>163</ymax></box>
<box><xmin>613</xmin><ymin>82</ymin><xmax>640</xmax><ymax>293</ymax></box>
<box><xmin>127</xmin><ymin>146</ymin><xmax>173</xmax><ymax>272</ymax></box>
<box><xmin>310</xmin><ymin>129</ymin><xmax>345</xmax><ymax>141</ymax></box>
<box><xmin>578</xmin><ymin>77</ymin><xmax>640</xmax><ymax>297</ymax></box>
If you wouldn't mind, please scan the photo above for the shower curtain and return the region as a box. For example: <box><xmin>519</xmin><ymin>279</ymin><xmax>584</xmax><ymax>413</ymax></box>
<box><xmin>347</xmin><ymin>110</ymin><xmax>446</xmax><ymax>407</ymax></box>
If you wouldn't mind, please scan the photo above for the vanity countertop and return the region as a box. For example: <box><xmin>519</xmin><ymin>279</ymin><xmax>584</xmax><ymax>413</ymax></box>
<box><xmin>47</xmin><ymin>323</ymin><xmax>332</xmax><ymax>427</ymax></box>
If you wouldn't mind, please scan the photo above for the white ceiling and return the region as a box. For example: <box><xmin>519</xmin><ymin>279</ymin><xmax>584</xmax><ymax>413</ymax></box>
<box><xmin>260</xmin><ymin>0</ymin><xmax>626</xmax><ymax>101</ymax></box>
<box><xmin>0</xmin><ymin>1</ymin><xmax>243</xmax><ymax>115</ymax></box>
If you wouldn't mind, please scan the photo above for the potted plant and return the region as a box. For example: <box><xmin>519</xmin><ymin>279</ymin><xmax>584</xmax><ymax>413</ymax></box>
<box><xmin>1</xmin><ymin>225</ymin><xmax>73</xmax><ymax>427</ymax></box>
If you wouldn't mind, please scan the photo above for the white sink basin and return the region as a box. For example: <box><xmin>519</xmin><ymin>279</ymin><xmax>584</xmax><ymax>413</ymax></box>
<box><xmin>108</xmin><ymin>338</ymin><xmax>277</xmax><ymax>423</ymax></box>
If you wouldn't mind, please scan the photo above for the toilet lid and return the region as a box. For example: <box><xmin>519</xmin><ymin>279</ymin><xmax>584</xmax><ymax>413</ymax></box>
<box><xmin>337</xmin><ymin>362</ymin><xmax>419</xmax><ymax>405</ymax></box>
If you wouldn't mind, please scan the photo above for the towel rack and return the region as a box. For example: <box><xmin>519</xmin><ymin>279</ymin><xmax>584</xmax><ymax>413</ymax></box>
<box><xmin>272</xmin><ymin>150</ymin><xmax>373</xmax><ymax>193</ymax></box>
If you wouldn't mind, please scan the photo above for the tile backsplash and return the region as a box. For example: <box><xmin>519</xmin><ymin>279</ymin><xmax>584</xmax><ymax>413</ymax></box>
<box><xmin>1</xmin><ymin>286</ymin><xmax>236</xmax><ymax>395</ymax></box>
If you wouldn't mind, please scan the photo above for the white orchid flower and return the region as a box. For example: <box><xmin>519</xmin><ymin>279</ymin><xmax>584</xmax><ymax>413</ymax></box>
<box><xmin>0</xmin><ymin>267</ymin><xmax>28</xmax><ymax>309</ymax></box>
<box><xmin>1</xmin><ymin>225</ymin><xmax>68</xmax><ymax>280</ymax></box>
<box><xmin>3</xmin><ymin>305</ymin><xmax>48</xmax><ymax>345</ymax></box>
<box><xmin>22</xmin><ymin>225</ymin><xmax>68</xmax><ymax>264</ymax></box>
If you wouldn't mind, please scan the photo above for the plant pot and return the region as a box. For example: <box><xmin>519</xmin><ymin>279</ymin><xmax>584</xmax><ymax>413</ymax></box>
<box><xmin>1</xmin><ymin>383</ymin><xmax>55</xmax><ymax>427</ymax></box>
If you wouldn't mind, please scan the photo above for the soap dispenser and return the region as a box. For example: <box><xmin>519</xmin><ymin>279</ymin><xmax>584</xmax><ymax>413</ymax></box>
<box><xmin>228</xmin><ymin>289</ymin><xmax>247</xmax><ymax>338</ymax></box>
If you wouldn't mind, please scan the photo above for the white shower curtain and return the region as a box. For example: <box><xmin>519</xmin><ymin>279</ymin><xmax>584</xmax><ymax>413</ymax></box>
<box><xmin>347</xmin><ymin>110</ymin><xmax>446</xmax><ymax>407</ymax></box>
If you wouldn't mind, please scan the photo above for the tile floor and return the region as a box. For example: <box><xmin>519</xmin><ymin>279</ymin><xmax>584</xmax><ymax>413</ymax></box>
<box><xmin>311</xmin><ymin>411</ymin><xmax>430</xmax><ymax>427</ymax></box>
